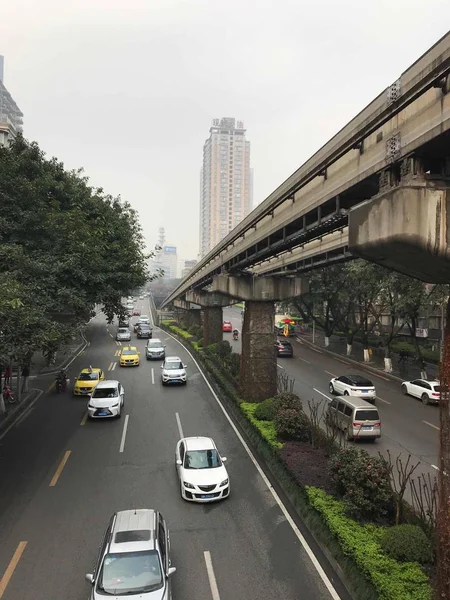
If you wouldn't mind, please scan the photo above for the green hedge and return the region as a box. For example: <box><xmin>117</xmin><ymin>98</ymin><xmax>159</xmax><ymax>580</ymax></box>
<box><xmin>240</xmin><ymin>402</ymin><xmax>283</xmax><ymax>450</ymax></box>
<box><xmin>306</xmin><ymin>487</ymin><xmax>432</xmax><ymax>600</ymax></box>
<box><xmin>168</xmin><ymin>325</ymin><xmax>193</xmax><ymax>340</ymax></box>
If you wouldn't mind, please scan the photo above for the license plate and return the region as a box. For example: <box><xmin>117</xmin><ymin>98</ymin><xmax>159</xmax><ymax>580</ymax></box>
<box><xmin>200</xmin><ymin>494</ymin><xmax>214</xmax><ymax>499</ymax></box>
<box><xmin>362</xmin><ymin>390</ymin><xmax>368</xmax><ymax>393</ymax></box>
<box><xmin>98</xmin><ymin>411</ymin><xmax>109</xmax><ymax>416</ymax></box>
<box><xmin>362</xmin><ymin>426</ymin><xmax>373</xmax><ymax>431</ymax></box>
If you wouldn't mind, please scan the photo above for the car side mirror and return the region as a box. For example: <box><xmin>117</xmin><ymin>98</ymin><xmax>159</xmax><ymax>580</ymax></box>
<box><xmin>221</xmin><ymin>456</ymin><xmax>227</xmax><ymax>462</ymax></box>
<box><xmin>176</xmin><ymin>459</ymin><xmax>182</xmax><ymax>466</ymax></box>
<box><xmin>164</xmin><ymin>345</ymin><xmax>166</xmax><ymax>348</ymax></box>
<box><xmin>183</xmin><ymin>364</ymin><xmax>187</xmax><ymax>369</ymax></box>
<box><xmin>85</xmin><ymin>573</ymin><xmax>94</xmax><ymax>584</ymax></box>
<box><xmin>167</xmin><ymin>566</ymin><xmax>177</xmax><ymax>577</ymax></box>
<box><xmin>161</xmin><ymin>365</ymin><xmax>164</xmax><ymax>368</ymax></box>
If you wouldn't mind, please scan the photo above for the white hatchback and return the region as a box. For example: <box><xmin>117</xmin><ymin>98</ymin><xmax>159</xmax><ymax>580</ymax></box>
<box><xmin>176</xmin><ymin>437</ymin><xmax>230</xmax><ymax>502</ymax></box>
<box><xmin>87</xmin><ymin>380</ymin><xmax>125</xmax><ymax>419</ymax></box>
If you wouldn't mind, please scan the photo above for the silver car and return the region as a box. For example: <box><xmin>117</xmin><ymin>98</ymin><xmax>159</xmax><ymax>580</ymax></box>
<box><xmin>161</xmin><ymin>357</ymin><xmax>187</xmax><ymax>385</ymax></box>
<box><xmin>86</xmin><ymin>509</ymin><xmax>176</xmax><ymax>599</ymax></box>
<box><xmin>146</xmin><ymin>339</ymin><xmax>166</xmax><ymax>360</ymax></box>
<box><xmin>116</xmin><ymin>327</ymin><xmax>131</xmax><ymax>342</ymax></box>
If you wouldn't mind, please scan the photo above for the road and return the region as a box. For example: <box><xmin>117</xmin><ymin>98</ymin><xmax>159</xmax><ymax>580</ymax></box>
<box><xmin>0</xmin><ymin>299</ymin><xmax>348</xmax><ymax>600</ymax></box>
<box><xmin>224</xmin><ymin>306</ymin><xmax>440</xmax><ymax>484</ymax></box>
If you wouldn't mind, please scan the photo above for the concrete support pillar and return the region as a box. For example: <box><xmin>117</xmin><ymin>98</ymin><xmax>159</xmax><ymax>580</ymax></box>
<box><xmin>239</xmin><ymin>301</ymin><xmax>277</xmax><ymax>402</ymax></box>
<box><xmin>187</xmin><ymin>309</ymin><xmax>202</xmax><ymax>329</ymax></box>
<box><xmin>203</xmin><ymin>306</ymin><xmax>223</xmax><ymax>347</ymax></box>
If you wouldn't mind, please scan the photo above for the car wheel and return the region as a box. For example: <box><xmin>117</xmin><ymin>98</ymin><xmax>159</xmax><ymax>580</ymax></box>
<box><xmin>401</xmin><ymin>384</ymin><xmax>408</xmax><ymax>395</ymax></box>
<box><xmin>422</xmin><ymin>393</ymin><xmax>430</xmax><ymax>406</ymax></box>
<box><xmin>329</xmin><ymin>383</ymin><xmax>335</xmax><ymax>394</ymax></box>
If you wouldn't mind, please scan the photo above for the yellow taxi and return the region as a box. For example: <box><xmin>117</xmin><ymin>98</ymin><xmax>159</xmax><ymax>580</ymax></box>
<box><xmin>73</xmin><ymin>367</ymin><xmax>105</xmax><ymax>396</ymax></box>
<box><xmin>119</xmin><ymin>345</ymin><xmax>140</xmax><ymax>367</ymax></box>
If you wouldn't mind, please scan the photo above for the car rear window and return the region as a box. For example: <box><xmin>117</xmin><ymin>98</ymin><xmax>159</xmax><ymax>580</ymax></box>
<box><xmin>93</xmin><ymin>388</ymin><xmax>118</xmax><ymax>398</ymax></box>
<box><xmin>355</xmin><ymin>410</ymin><xmax>380</xmax><ymax>421</ymax></box>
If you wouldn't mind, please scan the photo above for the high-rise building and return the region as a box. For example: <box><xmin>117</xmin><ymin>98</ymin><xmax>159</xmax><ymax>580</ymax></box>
<box><xmin>160</xmin><ymin>246</ymin><xmax>178</xmax><ymax>279</ymax></box>
<box><xmin>0</xmin><ymin>56</ymin><xmax>24</xmax><ymax>147</ymax></box>
<box><xmin>199</xmin><ymin>118</ymin><xmax>252</xmax><ymax>258</ymax></box>
<box><xmin>181</xmin><ymin>259</ymin><xmax>197</xmax><ymax>279</ymax></box>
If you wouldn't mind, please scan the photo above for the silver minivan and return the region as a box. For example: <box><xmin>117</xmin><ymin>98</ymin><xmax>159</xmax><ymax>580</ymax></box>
<box><xmin>326</xmin><ymin>396</ymin><xmax>381</xmax><ymax>441</ymax></box>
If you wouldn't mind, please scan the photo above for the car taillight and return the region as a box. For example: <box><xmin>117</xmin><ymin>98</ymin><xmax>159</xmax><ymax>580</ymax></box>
<box><xmin>374</xmin><ymin>422</ymin><xmax>381</xmax><ymax>427</ymax></box>
<box><xmin>353</xmin><ymin>422</ymin><xmax>361</xmax><ymax>427</ymax></box>
<box><xmin>432</xmin><ymin>392</ymin><xmax>440</xmax><ymax>397</ymax></box>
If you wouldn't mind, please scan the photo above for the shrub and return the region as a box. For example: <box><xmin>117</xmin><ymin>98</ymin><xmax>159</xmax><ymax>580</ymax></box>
<box><xmin>273</xmin><ymin>392</ymin><xmax>303</xmax><ymax>413</ymax></box>
<box><xmin>228</xmin><ymin>352</ymin><xmax>241</xmax><ymax>378</ymax></box>
<box><xmin>197</xmin><ymin>338</ymin><xmax>203</xmax><ymax>348</ymax></box>
<box><xmin>169</xmin><ymin>325</ymin><xmax>192</xmax><ymax>340</ymax></box>
<box><xmin>274</xmin><ymin>409</ymin><xmax>310</xmax><ymax>441</ymax></box>
<box><xmin>328</xmin><ymin>447</ymin><xmax>392</xmax><ymax>519</ymax></box>
<box><xmin>379</xmin><ymin>525</ymin><xmax>434</xmax><ymax>565</ymax></box>
<box><xmin>240</xmin><ymin>402</ymin><xmax>282</xmax><ymax>449</ymax></box>
<box><xmin>254</xmin><ymin>398</ymin><xmax>276</xmax><ymax>421</ymax></box>
<box><xmin>306</xmin><ymin>487</ymin><xmax>432</xmax><ymax>600</ymax></box>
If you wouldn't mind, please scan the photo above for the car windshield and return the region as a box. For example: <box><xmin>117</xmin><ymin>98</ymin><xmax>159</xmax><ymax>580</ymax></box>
<box><xmin>148</xmin><ymin>341</ymin><xmax>162</xmax><ymax>348</ymax></box>
<box><xmin>138</xmin><ymin>324</ymin><xmax>150</xmax><ymax>329</ymax></box>
<box><xmin>98</xmin><ymin>550</ymin><xmax>163</xmax><ymax>595</ymax></box>
<box><xmin>122</xmin><ymin>349</ymin><xmax>137</xmax><ymax>356</ymax></box>
<box><xmin>140</xmin><ymin>316</ymin><xmax>149</xmax><ymax>320</ymax></box>
<box><xmin>164</xmin><ymin>362</ymin><xmax>183</xmax><ymax>370</ymax></box>
<box><xmin>93</xmin><ymin>388</ymin><xmax>118</xmax><ymax>399</ymax></box>
<box><xmin>355</xmin><ymin>410</ymin><xmax>379</xmax><ymax>421</ymax></box>
<box><xmin>78</xmin><ymin>372</ymin><xmax>99</xmax><ymax>381</ymax></box>
<box><xmin>118</xmin><ymin>329</ymin><xmax>129</xmax><ymax>334</ymax></box>
<box><xmin>184</xmin><ymin>449</ymin><xmax>221</xmax><ymax>469</ymax></box>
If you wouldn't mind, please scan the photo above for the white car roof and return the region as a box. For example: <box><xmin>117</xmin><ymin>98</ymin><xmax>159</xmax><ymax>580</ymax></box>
<box><xmin>95</xmin><ymin>380</ymin><xmax>120</xmax><ymax>388</ymax></box>
<box><xmin>165</xmin><ymin>356</ymin><xmax>181</xmax><ymax>362</ymax></box>
<box><xmin>184</xmin><ymin>436</ymin><xmax>215</xmax><ymax>451</ymax></box>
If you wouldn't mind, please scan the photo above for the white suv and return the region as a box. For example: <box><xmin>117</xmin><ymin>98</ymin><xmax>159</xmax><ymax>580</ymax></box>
<box><xmin>88</xmin><ymin>380</ymin><xmax>124</xmax><ymax>419</ymax></box>
<box><xmin>161</xmin><ymin>357</ymin><xmax>187</xmax><ymax>386</ymax></box>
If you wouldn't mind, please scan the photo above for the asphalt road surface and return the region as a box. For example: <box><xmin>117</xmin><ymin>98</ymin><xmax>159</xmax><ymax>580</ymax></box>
<box><xmin>225</xmin><ymin>306</ymin><xmax>440</xmax><ymax>485</ymax></box>
<box><xmin>0</xmin><ymin>300</ymin><xmax>349</xmax><ymax>600</ymax></box>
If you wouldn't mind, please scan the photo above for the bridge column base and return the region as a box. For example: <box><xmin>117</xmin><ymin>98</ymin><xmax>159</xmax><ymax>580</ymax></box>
<box><xmin>203</xmin><ymin>306</ymin><xmax>223</xmax><ymax>347</ymax></box>
<box><xmin>239</xmin><ymin>301</ymin><xmax>277</xmax><ymax>403</ymax></box>
<box><xmin>187</xmin><ymin>309</ymin><xmax>202</xmax><ymax>329</ymax></box>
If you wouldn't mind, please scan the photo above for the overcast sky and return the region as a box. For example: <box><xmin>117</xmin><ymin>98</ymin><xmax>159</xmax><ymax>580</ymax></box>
<box><xmin>1</xmin><ymin>1</ymin><xmax>449</xmax><ymax>262</ymax></box>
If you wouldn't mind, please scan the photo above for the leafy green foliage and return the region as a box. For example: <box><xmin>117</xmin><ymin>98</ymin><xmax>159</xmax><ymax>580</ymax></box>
<box><xmin>0</xmin><ymin>136</ymin><xmax>154</xmax><ymax>363</ymax></box>
<box><xmin>273</xmin><ymin>392</ymin><xmax>303</xmax><ymax>413</ymax></box>
<box><xmin>306</xmin><ymin>487</ymin><xmax>432</xmax><ymax>600</ymax></box>
<box><xmin>240</xmin><ymin>402</ymin><xmax>283</xmax><ymax>449</ymax></box>
<box><xmin>379</xmin><ymin>525</ymin><xmax>434</xmax><ymax>565</ymax></box>
<box><xmin>328</xmin><ymin>447</ymin><xmax>392</xmax><ymax>519</ymax></box>
<box><xmin>274</xmin><ymin>409</ymin><xmax>310</xmax><ymax>441</ymax></box>
<box><xmin>168</xmin><ymin>325</ymin><xmax>193</xmax><ymax>340</ymax></box>
<box><xmin>254</xmin><ymin>398</ymin><xmax>276</xmax><ymax>421</ymax></box>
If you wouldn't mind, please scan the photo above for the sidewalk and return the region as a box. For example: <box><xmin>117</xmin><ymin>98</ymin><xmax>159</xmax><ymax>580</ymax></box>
<box><xmin>297</xmin><ymin>329</ymin><xmax>439</xmax><ymax>382</ymax></box>
<box><xmin>0</xmin><ymin>330</ymin><xmax>88</xmax><ymax>432</ymax></box>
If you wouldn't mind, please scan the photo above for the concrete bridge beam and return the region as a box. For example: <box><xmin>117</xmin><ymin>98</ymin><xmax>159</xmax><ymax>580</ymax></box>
<box><xmin>349</xmin><ymin>178</ymin><xmax>450</xmax><ymax>283</ymax></box>
<box><xmin>210</xmin><ymin>275</ymin><xmax>309</xmax><ymax>301</ymax></box>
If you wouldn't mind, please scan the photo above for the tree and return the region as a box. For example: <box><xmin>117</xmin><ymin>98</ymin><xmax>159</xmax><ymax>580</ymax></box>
<box><xmin>292</xmin><ymin>264</ymin><xmax>347</xmax><ymax>347</ymax></box>
<box><xmin>0</xmin><ymin>135</ymin><xmax>158</xmax><ymax>376</ymax></box>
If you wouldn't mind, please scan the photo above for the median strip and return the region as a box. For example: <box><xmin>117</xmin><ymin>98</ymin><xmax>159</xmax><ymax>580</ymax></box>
<box><xmin>49</xmin><ymin>450</ymin><xmax>71</xmax><ymax>487</ymax></box>
<box><xmin>0</xmin><ymin>541</ymin><xmax>28</xmax><ymax>598</ymax></box>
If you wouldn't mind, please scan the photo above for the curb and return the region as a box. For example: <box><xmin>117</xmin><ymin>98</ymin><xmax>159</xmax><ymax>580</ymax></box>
<box><xmin>0</xmin><ymin>388</ymin><xmax>43</xmax><ymax>439</ymax></box>
<box><xmin>296</xmin><ymin>335</ymin><xmax>404</xmax><ymax>383</ymax></box>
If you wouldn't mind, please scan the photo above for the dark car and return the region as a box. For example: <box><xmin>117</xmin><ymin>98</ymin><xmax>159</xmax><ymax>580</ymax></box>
<box><xmin>118</xmin><ymin>318</ymin><xmax>130</xmax><ymax>327</ymax></box>
<box><xmin>275</xmin><ymin>339</ymin><xmax>293</xmax><ymax>357</ymax></box>
<box><xmin>136</xmin><ymin>323</ymin><xmax>153</xmax><ymax>339</ymax></box>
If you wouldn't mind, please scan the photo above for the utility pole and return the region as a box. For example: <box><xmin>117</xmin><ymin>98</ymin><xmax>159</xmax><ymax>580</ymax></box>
<box><xmin>312</xmin><ymin>303</ymin><xmax>316</xmax><ymax>345</ymax></box>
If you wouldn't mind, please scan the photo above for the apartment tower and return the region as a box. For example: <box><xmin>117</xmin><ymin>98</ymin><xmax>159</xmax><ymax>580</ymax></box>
<box><xmin>199</xmin><ymin>118</ymin><xmax>252</xmax><ymax>258</ymax></box>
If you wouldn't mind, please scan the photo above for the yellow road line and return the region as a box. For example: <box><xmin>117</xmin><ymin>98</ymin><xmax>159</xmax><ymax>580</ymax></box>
<box><xmin>80</xmin><ymin>412</ymin><xmax>88</xmax><ymax>426</ymax></box>
<box><xmin>0</xmin><ymin>541</ymin><xmax>28</xmax><ymax>598</ymax></box>
<box><xmin>47</xmin><ymin>381</ymin><xmax>55</xmax><ymax>393</ymax></box>
<box><xmin>49</xmin><ymin>450</ymin><xmax>71</xmax><ymax>487</ymax></box>
<box><xmin>423</xmin><ymin>420</ymin><xmax>440</xmax><ymax>431</ymax></box>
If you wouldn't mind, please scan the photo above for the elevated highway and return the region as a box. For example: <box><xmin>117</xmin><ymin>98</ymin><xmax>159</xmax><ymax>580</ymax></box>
<box><xmin>163</xmin><ymin>31</ymin><xmax>450</xmax><ymax>309</ymax></box>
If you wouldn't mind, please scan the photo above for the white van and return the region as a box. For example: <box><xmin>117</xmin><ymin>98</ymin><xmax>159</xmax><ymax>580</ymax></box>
<box><xmin>326</xmin><ymin>396</ymin><xmax>381</xmax><ymax>441</ymax></box>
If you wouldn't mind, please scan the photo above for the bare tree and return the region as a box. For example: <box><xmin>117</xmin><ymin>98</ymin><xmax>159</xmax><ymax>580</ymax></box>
<box><xmin>385</xmin><ymin>450</ymin><xmax>420</xmax><ymax>525</ymax></box>
<box><xmin>410</xmin><ymin>472</ymin><xmax>438</xmax><ymax>533</ymax></box>
<box><xmin>307</xmin><ymin>399</ymin><xmax>325</xmax><ymax>448</ymax></box>
<box><xmin>277</xmin><ymin>369</ymin><xmax>295</xmax><ymax>394</ymax></box>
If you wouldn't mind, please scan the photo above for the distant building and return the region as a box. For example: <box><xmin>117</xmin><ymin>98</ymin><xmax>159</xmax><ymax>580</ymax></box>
<box><xmin>0</xmin><ymin>56</ymin><xmax>24</xmax><ymax>147</ymax></box>
<box><xmin>199</xmin><ymin>117</ymin><xmax>252</xmax><ymax>258</ymax></box>
<box><xmin>160</xmin><ymin>246</ymin><xmax>178</xmax><ymax>279</ymax></box>
<box><xmin>181</xmin><ymin>259</ymin><xmax>197</xmax><ymax>279</ymax></box>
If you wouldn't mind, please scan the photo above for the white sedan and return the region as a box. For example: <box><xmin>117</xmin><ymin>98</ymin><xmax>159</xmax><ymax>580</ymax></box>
<box><xmin>139</xmin><ymin>315</ymin><xmax>150</xmax><ymax>324</ymax></box>
<box><xmin>401</xmin><ymin>379</ymin><xmax>443</xmax><ymax>405</ymax></box>
<box><xmin>87</xmin><ymin>380</ymin><xmax>125</xmax><ymax>419</ymax></box>
<box><xmin>175</xmin><ymin>436</ymin><xmax>230</xmax><ymax>502</ymax></box>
